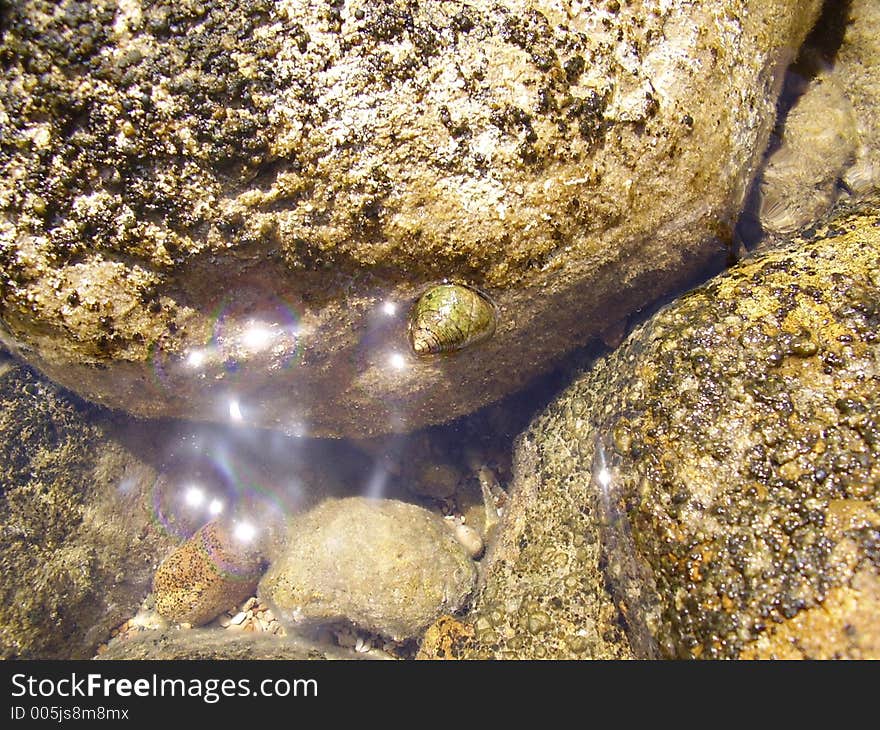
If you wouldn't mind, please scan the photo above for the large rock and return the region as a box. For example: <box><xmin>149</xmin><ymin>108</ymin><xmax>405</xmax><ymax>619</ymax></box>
<box><xmin>440</xmin><ymin>198</ymin><xmax>880</xmax><ymax>659</ymax></box>
<box><xmin>0</xmin><ymin>357</ymin><xmax>179</xmax><ymax>659</ymax></box>
<box><xmin>0</xmin><ymin>0</ymin><xmax>821</xmax><ymax>437</ymax></box>
<box><xmin>260</xmin><ymin>497</ymin><xmax>476</xmax><ymax>641</ymax></box>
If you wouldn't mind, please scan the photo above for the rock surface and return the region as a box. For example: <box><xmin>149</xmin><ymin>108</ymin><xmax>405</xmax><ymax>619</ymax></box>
<box><xmin>756</xmin><ymin>69</ymin><xmax>858</xmax><ymax>236</ymax></box>
<box><xmin>436</xmin><ymin>197</ymin><xmax>880</xmax><ymax>659</ymax></box>
<box><xmin>153</xmin><ymin>520</ymin><xmax>265</xmax><ymax>626</ymax></box>
<box><xmin>838</xmin><ymin>0</ymin><xmax>880</xmax><ymax>196</ymax></box>
<box><xmin>260</xmin><ymin>497</ymin><xmax>476</xmax><ymax>641</ymax></box>
<box><xmin>748</xmin><ymin>0</ymin><xmax>880</xmax><ymax>240</ymax></box>
<box><xmin>97</xmin><ymin>628</ymin><xmax>367</xmax><ymax>660</ymax></box>
<box><xmin>0</xmin><ymin>0</ymin><xmax>821</xmax><ymax>437</ymax></box>
<box><xmin>0</xmin><ymin>357</ymin><xmax>179</xmax><ymax>659</ymax></box>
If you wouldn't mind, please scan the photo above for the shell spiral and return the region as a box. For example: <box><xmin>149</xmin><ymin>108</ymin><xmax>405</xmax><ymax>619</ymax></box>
<box><xmin>408</xmin><ymin>284</ymin><xmax>496</xmax><ymax>355</ymax></box>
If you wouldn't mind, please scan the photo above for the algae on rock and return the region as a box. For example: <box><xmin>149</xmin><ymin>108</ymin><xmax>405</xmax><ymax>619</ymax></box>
<box><xmin>0</xmin><ymin>359</ymin><xmax>178</xmax><ymax>659</ymax></box>
<box><xmin>0</xmin><ymin>0</ymin><xmax>821</xmax><ymax>437</ymax></box>
<box><xmin>434</xmin><ymin>198</ymin><xmax>880</xmax><ymax>659</ymax></box>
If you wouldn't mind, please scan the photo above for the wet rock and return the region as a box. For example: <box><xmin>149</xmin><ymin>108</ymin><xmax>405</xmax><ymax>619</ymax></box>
<box><xmin>417</xmin><ymin>615</ymin><xmax>476</xmax><ymax>661</ymax></box>
<box><xmin>153</xmin><ymin>520</ymin><xmax>265</xmax><ymax>627</ymax></box>
<box><xmin>453</xmin><ymin>197</ymin><xmax>880</xmax><ymax>659</ymax></box>
<box><xmin>97</xmin><ymin>628</ymin><xmax>368</xmax><ymax>660</ymax></box>
<box><xmin>411</xmin><ymin>463</ymin><xmax>462</xmax><ymax>500</ymax></box>
<box><xmin>0</xmin><ymin>0</ymin><xmax>820</xmax><ymax>437</ymax></box>
<box><xmin>747</xmin><ymin>0</ymin><xmax>880</xmax><ymax>242</ymax></box>
<box><xmin>838</xmin><ymin>0</ymin><xmax>880</xmax><ymax>196</ymax></box>
<box><xmin>260</xmin><ymin>497</ymin><xmax>476</xmax><ymax>641</ymax></box>
<box><xmin>0</xmin><ymin>359</ymin><xmax>179</xmax><ymax>659</ymax></box>
<box><xmin>756</xmin><ymin>70</ymin><xmax>858</xmax><ymax>236</ymax></box>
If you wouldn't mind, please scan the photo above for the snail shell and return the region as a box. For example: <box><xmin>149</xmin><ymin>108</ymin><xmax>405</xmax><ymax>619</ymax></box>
<box><xmin>408</xmin><ymin>284</ymin><xmax>496</xmax><ymax>355</ymax></box>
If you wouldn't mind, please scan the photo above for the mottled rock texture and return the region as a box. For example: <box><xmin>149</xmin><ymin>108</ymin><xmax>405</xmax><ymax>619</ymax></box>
<box><xmin>153</xmin><ymin>520</ymin><xmax>265</xmax><ymax>626</ymax></box>
<box><xmin>260</xmin><ymin>497</ymin><xmax>476</xmax><ymax>641</ymax></box>
<box><xmin>435</xmin><ymin>198</ymin><xmax>880</xmax><ymax>659</ymax></box>
<box><xmin>0</xmin><ymin>357</ymin><xmax>178</xmax><ymax>659</ymax></box>
<box><xmin>756</xmin><ymin>69</ymin><xmax>858</xmax><ymax>236</ymax></box>
<box><xmin>0</xmin><ymin>0</ymin><xmax>820</xmax><ymax>437</ymax></box>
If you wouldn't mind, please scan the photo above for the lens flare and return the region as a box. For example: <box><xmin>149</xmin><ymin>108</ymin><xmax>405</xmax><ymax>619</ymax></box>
<box><xmin>184</xmin><ymin>485</ymin><xmax>205</xmax><ymax>507</ymax></box>
<box><xmin>388</xmin><ymin>352</ymin><xmax>407</xmax><ymax>370</ymax></box>
<box><xmin>233</xmin><ymin>521</ymin><xmax>257</xmax><ymax>543</ymax></box>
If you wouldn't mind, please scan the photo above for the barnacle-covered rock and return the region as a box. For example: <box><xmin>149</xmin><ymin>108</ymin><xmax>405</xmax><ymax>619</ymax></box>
<box><xmin>0</xmin><ymin>0</ymin><xmax>821</xmax><ymax>437</ymax></box>
<box><xmin>446</xmin><ymin>197</ymin><xmax>880</xmax><ymax>659</ymax></box>
<box><xmin>259</xmin><ymin>497</ymin><xmax>476</xmax><ymax>641</ymax></box>
<box><xmin>153</xmin><ymin>520</ymin><xmax>265</xmax><ymax>627</ymax></box>
<box><xmin>409</xmin><ymin>284</ymin><xmax>496</xmax><ymax>355</ymax></box>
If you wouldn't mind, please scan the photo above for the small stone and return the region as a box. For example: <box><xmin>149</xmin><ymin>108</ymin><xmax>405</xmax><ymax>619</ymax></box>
<box><xmin>229</xmin><ymin>611</ymin><xmax>247</xmax><ymax>626</ymax></box>
<box><xmin>452</xmin><ymin>522</ymin><xmax>484</xmax><ymax>559</ymax></box>
<box><xmin>153</xmin><ymin>520</ymin><xmax>265</xmax><ymax>627</ymax></box>
<box><xmin>410</xmin><ymin>463</ymin><xmax>461</xmax><ymax>500</ymax></box>
<box><xmin>95</xmin><ymin>629</ymin><xmax>371</xmax><ymax>660</ymax></box>
<box><xmin>260</xmin><ymin>497</ymin><xmax>477</xmax><ymax>641</ymax></box>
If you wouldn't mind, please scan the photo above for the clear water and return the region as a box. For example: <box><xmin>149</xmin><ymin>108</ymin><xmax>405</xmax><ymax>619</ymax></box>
<box><xmin>0</xmin><ymin>0</ymin><xmax>876</xmax><ymax>660</ymax></box>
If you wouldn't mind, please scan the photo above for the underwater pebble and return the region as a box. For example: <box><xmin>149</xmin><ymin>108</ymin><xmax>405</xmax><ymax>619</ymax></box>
<box><xmin>153</xmin><ymin>520</ymin><xmax>265</xmax><ymax>627</ymax></box>
<box><xmin>410</xmin><ymin>462</ymin><xmax>462</xmax><ymax>500</ymax></box>
<box><xmin>259</xmin><ymin>497</ymin><xmax>477</xmax><ymax>641</ymax></box>
<box><xmin>451</xmin><ymin>521</ymin><xmax>484</xmax><ymax>559</ymax></box>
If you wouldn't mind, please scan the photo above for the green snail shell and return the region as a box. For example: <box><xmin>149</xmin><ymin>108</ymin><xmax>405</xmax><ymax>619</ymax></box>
<box><xmin>408</xmin><ymin>284</ymin><xmax>496</xmax><ymax>355</ymax></box>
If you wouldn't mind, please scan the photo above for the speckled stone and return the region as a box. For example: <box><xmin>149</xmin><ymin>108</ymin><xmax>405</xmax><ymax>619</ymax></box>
<box><xmin>0</xmin><ymin>0</ymin><xmax>820</xmax><ymax>437</ymax></box>
<box><xmin>0</xmin><ymin>357</ymin><xmax>179</xmax><ymax>659</ymax></box>
<box><xmin>260</xmin><ymin>497</ymin><xmax>476</xmax><ymax>641</ymax></box>
<box><xmin>443</xmin><ymin>197</ymin><xmax>880</xmax><ymax>659</ymax></box>
<box><xmin>153</xmin><ymin>520</ymin><xmax>265</xmax><ymax>626</ymax></box>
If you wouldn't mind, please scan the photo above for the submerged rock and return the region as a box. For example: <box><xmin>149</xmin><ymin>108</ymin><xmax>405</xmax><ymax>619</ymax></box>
<box><xmin>260</xmin><ymin>497</ymin><xmax>476</xmax><ymax>641</ymax></box>
<box><xmin>838</xmin><ymin>0</ymin><xmax>880</xmax><ymax>196</ymax></box>
<box><xmin>445</xmin><ymin>198</ymin><xmax>880</xmax><ymax>659</ymax></box>
<box><xmin>749</xmin><ymin>0</ymin><xmax>880</xmax><ymax>240</ymax></box>
<box><xmin>756</xmin><ymin>70</ymin><xmax>858</xmax><ymax>236</ymax></box>
<box><xmin>0</xmin><ymin>359</ymin><xmax>179</xmax><ymax>659</ymax></box>
<box><xmin>153</xmin><ymin>520</ymin><xmax>265</xmax><ymax>627</ymax></box>
<box><xmin>97</xmin><ymin>628</ymin><xmax>368</xmax><ymax>660</ymax></box>
<box><xmin>0</xmin><ymin>0</ymin><xmax>820</xmax><ymax>437</ymax></box>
